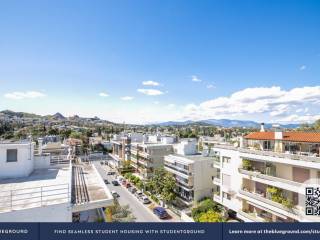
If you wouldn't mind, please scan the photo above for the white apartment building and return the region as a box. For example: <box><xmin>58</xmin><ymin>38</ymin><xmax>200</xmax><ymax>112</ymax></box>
<box><xmin>211</xmin><ymin>127</ymin><xmax>320</xmax><ymax>222</ymax></box>
<box><xmin>110</xmin><ymin>135</ymin><xmax>131</xmax><ymax>168</ymax></box>
<box><xmin>164</xmin><ymin>140</ymin><xmax>214</xmax><ymax>207</ymax></box>
<box><xmin>0</xmin><ymin>141</ymin><xmax>113</xmax><ymax>222</ymax></box>
<box><xmin>131</xmin><ymin>142</ymin><xmax>173</xmax><ymax>179</ymax></box>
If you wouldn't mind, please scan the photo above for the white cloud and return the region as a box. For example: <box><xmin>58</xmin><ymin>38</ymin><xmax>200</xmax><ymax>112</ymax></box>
<box><xmin>137</xmin><ymin>89</ymin><xmax>164</xmax><ymax>96</ymax></box>
<box><xmin>142</xmin><ymin>80</ymin><xmax>160</xmax><ymax>86</ymax></box>
<box><xmin>191</xmin><ymin>75</ymin><xmax>202</xmax><ymax>82</ymax></box>
<box><xmin>121</xmin><ymin>96</ymin><xmax>134</xmax><ymax>101</ymax></box>
<box><xmin>277</xmin><ymin>114</ymin><xmax>320</xmax><ymax>123</ymax></box>
<box><xmin>182</xmin><ymin>86</ymin><xmax>320</xmax><ymax>123</ymax></box>
<box><xmin>206</xmin><ymin>84</ymin><xmax>215</xmax><ymax>89</ymax></box>
<box><xmin>153</xmin><ymin>101</ymin><xmax>160</xmax><ymax>105</ymax></box>
<box><xmin>99</xmin><ymin>92</ymin><xmax>109</xmax><ymax>97</ymax></box>
<box><xmin>4</xmin><ymin>91</ymin><xmax>46</xmax><ymax>100</ymax></box>
<box><xmin>166</xmin><ymin>104</ymin><xmax>175</xmax><ymax>109</ymax></box>
<box><xmin>300</xmin><ymin>65</ymin><xmax>306</xmax><ymax>71</ymax></box>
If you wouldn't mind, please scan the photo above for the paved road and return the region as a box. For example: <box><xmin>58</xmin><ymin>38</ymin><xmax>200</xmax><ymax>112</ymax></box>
<box><xmin>93</xmin><ymin>161</ymin><xmax>161</xmax><ymax>222</ymax></box>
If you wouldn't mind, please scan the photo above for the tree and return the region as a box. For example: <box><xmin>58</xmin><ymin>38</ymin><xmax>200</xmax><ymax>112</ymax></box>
<box><xmin>191</xmin><ymin>198</ymin><xmax>223</xmax><ymax>220</ymax></box>
<box><xmin>148</xmin><ymin>168</ymin><xmax>176</xmax><ymax>203</ymax></box>
<box><xmin>160</xmin><ymin>172</ymin><xmax>177</xmax><ymax>202</ymax></box>
<box><xmin>197</xmin><ymin>210</ymin><xmax>224</xmax><ymax>222</ymax></box>
<box><xmin>69</xmin><ymin>131</ymin><xmax>82</xmax><ymax>139</ymax></box>
<box><xmin>315</xmin><ymin>119</ymin><xmax>320</xmax><ymax>130</ymax></box>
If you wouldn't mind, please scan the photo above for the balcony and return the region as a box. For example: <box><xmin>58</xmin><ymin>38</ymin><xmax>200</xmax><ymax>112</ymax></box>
<box><xmin>238</xmin><ymin>189</ymin><xmax>300</xmax><ymax>217</ymax></box>
<box><xmin>213</xmin><ymin>159</ymin><xmax>221</xmax><ymax>168</ymax></box>
<box><xmin>237</xmin><ymin>211</ymin><xmax>268</xmax><ymax>222</ymax></box>
<box><xmin>239</xmin><ymin>148</ymin><xmax>320</xmax><ymax>163</ymax></box>
<box><xmin>212</xmin><ymin>177</ymin><xmax>221</xmax><ymax>185</ymax></box>
<box><xmin>238</xmin><ymin>168</ymin><xmax>303</xmax><ymax>193</ymax></box>
<box><xmin>164</xmin><ymin>163</ymin><xmax>192</xmax><ymax>177</ymax></box>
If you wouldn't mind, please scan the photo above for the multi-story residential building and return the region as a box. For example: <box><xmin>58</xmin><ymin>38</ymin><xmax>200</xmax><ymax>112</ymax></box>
<box><xmin>211</xmin><ymin>126</ymin><xmax>320</xmax><ymax>222</ymax></box>
<box><xmin>37</xmin><ymin>136</ymin><xmax>70</xmax><ymax>164</ymax></box>
<box><xmin>0</xmin><ymin>141</ymin><xmax>113</xmax><ymax>222</ymax></box>
<box><xmin>110</xmin><ymin>135</ymin><xmax>131</xmax><ymax>168</ymax></box>
<box><xmin>164</xmin><ymin>139</ymin><xmax>214</xmax><ymax>207</ymax></box>
<box><xmin>198</xmin><ymin>135</ymin><xmax>226</xmax><ymax>151</ymax></box>
<box><xmin>130</xmin><ymin>142</ymin><xmax>173</xmax><ymax>179</ymax></box>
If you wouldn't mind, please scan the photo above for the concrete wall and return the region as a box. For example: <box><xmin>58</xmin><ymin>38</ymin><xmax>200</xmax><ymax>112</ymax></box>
<box><xmin>34</xmin><ymin>154</ymin><xmax>51</xmax><ymax>169</ymax></box>
<box><xmin>0</xmin><ymin>143</ymin><xmax>35</xmax><ymax>179</ymax></box>
<box><xmin>213</xmin><ymin>147</ymin><xmax>242</xmax><ymax>212</ymax></box>
<box><xmin>193</xmin><ymin>158</ymin><xmax>214</xmax><ymax>202</ymax></box>
<box><xmin>0</xmin><ymin>203</ymin><xmax>72</xmax><ymax>222</ymax></box>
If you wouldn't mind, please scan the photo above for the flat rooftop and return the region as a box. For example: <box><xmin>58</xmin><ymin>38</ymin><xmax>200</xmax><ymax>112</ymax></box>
<box><xmin>72</xmin><ymin>163</ymin><xmax>113</xmax><ymax>208</ymax></box>
<box><xmin>168</xmin><ymin>153</ymin><xmax>211</xmax><ymax>163</ymax></box>
<box><xmin>0</xmin><ymin>166</ymin><xmax>70</xmax><ymax>213</ymax></box>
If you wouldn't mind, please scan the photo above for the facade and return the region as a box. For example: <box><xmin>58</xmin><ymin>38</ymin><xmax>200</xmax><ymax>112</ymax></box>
<box><xmin>164</xmin><ymin>140</ymin><xmax>214</xmax><ymax>206</ymax></box>
<box><xmin>211</xmin><ymin>128</ymin><xmax>320</xmax><ymax>222</ymax></box>
<box><xmin>130</xmin><ymin>142</ymin><xmax>173</xmax><ymax>179</ymax></box>
<box><xmin>110</xmin><ymin>135</ymin><xmax>131</xmax><ymax>168</ymax></box>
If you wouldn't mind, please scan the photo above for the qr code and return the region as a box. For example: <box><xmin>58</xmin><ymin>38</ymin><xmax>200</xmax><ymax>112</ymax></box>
<box><xmin>305</xmin><ymin>187</ymin><xmax>320</xmax><ymax>215</ymax></box>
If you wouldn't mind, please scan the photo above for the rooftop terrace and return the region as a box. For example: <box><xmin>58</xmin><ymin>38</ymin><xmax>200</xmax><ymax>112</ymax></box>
<box><xmin>0</xmin><ymin>165</ymin><xmax>71</xmax><ymax>213</ymax></box>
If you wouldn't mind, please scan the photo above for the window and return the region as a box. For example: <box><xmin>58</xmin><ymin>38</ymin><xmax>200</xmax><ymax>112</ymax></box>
<box><xmin>222</xmin><ymin>156</ymin><xmax>231</xmax><ymax>163</ymax></box>
<box><xmin>7</xmin><ymin>149</ymin><xmax>18</xmax><ymax>162</ymax></box>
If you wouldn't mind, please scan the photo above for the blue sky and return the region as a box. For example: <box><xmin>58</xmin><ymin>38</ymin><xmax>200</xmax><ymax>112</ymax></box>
<box><xmin>1</xmin><ymin>0</ymin><xmax>320</xmax><ymax>124</ymax></box>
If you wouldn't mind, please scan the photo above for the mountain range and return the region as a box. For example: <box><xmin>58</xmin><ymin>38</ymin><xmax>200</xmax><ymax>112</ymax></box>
<box><xmin>153</xmin><ymin>119</ymin><xmax>301</xmax><ymax>129</ymax></box>
<box><xmin>0</xmin><ymin>110</ymin><xmax>302</xmax><ymax>128</ymax></box>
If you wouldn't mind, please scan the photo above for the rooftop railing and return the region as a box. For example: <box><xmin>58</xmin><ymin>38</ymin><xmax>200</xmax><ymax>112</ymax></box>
<box><xmin>239</xmin><ymin>148</ymin><xmax>320</xmax><ymax>163</ymax></box>
<box><xmin>0</xmin><ymin>184</ymin><xmax>70</xmax><ymax>213</ymax></box>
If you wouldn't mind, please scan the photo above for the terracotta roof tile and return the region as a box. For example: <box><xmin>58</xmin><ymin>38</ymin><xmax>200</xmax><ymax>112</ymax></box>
<box><xmin>244</xmin><ymin>132</ymin><xmax>320</xmax><ymax>143</ymax></box>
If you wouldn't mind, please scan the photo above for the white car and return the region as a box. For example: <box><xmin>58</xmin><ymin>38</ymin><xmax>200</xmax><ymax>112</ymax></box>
<box><xmin>141</xmin><ymin>196</ymin><xmax>151</xmax><ymax>204</ymax></box>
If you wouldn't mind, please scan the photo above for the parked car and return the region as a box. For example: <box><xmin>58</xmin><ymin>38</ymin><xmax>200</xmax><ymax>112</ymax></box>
<box><xmin>135</xmin><ymin>191</ymin><xmax>143</xmax><ymax>198</ymax></box>
<box><xmin>107</xmin><ymin>171</ymin><xmax>116</xmax><ymax>175</ymax></box>
<box><xmin>111</xmin><ymin>190</ymin><xmax>119</xmax><ymax>198</ymax></box>
<box><xmin>153</xmin><ymin>207</ymin><xmax>169</xmax><ymax>219</ymax></box>
<box><xmin>130</xmin><ymin>187</ymin><xmax>137</xmax><ymax>194</ymax></box>
<box><xmin>121</xmin><ymin>180</ymin><xmax>127</xmax><ymax>186</ymax></box>
<box><xmin>141</xmin><ymin>196</ymin><xmax>151</xmax><ymax>204</ymax></box>
<box><xmin>125</xmin><ymin>183</ymin><xmax>131</xmax><ymax>188</ymax></box>
<box><xmin>117</xmin><ymin>176</ymin><xmax>124</xmax><ymax>181</ymax></box>
<box><xmin>112</xmin><ymin>180</ymin><xmax>119</xmax><ymax>186</ymax></box>
<box><xmin>104</xmin><ymin>179</ymin><xmax>110</xmax><ymax>184</ymax></box>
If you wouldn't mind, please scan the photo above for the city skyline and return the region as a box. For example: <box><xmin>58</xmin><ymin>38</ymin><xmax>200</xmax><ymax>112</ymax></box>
<box><xmin>1</xmin><ymin>0</ymin><xmax>320</xmax><ymax>124</ymax></box>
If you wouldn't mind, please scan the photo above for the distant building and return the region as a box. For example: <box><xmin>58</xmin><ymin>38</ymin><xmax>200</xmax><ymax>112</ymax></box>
<box><xmin>164</xmin><ymin>140</ymin><xmax>214</xmax><ymax>207</ymax></box>
<box><xmin>130</xmin><ymin>142</ymin><xmax>173</xmax><ymax>179</ymax></box>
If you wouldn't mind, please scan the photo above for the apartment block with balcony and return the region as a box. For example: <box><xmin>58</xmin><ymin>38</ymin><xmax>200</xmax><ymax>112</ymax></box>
<box><xmin>211</xmin><ymin>126</ymin><xmax>320</xmax><ymax>222</ymax></box>
<box><xmin>109</xmin><ymin>135</ymin><xmax>131</xmax><ymax>168</ymax></box>
<box><xmin>164</xmin><ymin>139</ymin><xmax>214</xmax><ymax>207</ymax></box>
<box><xmin>130</xmin><ymin>142</ymin><xmax>173</xmax><ymax>179</ymax></box>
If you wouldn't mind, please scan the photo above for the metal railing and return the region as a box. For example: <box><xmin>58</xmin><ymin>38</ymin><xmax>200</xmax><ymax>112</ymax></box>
<box><xmin>238</xmin><ymin>189</ymin><xmax>299</xmax><ymax>215</ymax></box>
<box><xmin>238</xmin><ymin>168</ymin><xmax>302</xmax><ymax>187</ymax></box>
<box><xmin>239</xmin><ymin>148</ymin><xmax>320</xmax><ymax>163</ymax></box>
<box><xmin>0</xmin><ymin>184</ymin><xmax>70</xmax><ymax>212</ymax></box>
<box><xmin>50</xmin><ymin>155</ymin><xmax>71</xmax><ymax>165</ymax></box>
<box><xmin>164</xmin><ymin>164</ymin><xmax>192</xmax><ymax>177</ymax></box>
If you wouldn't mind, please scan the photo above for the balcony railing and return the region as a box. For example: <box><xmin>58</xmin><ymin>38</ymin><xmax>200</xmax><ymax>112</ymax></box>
<box><xmin>239</xmin><ymin>148</ymin><xmax>320</xmax><ymax>163</ymax></box>
<box><xmin>238</xmin><ymin>168</ymin><xmax>302</xmax><ymax>188</ymax></box>
<box><xmin>0</xmin><ymin>184</ymin><xmax>70</xmax><ymax>213</ymax></box>
<box><xmin>213</xmin><ymin>177</ymin><xmax>221</xmax><ymax>185</ymax></box>
<box><xmin>164</xmin><ymin>163</ymin><xmax>192</xmax><ymax>177</ymax></box>
<box><xmin>238</xmin><ymin>189</ymin><xmax>299</xmax><ymax>215</ymax></box>
<box><xmin>237</xmin><ymin>211</ymin><xmax>267</xmax><ymax>222</ymax></box>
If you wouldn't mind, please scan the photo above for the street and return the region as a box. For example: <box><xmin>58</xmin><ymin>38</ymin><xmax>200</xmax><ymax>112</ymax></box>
<box><xmin>93</xmin><ymin>161</ymin><xmax>162</xmax><ymax>222</ymax></box>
